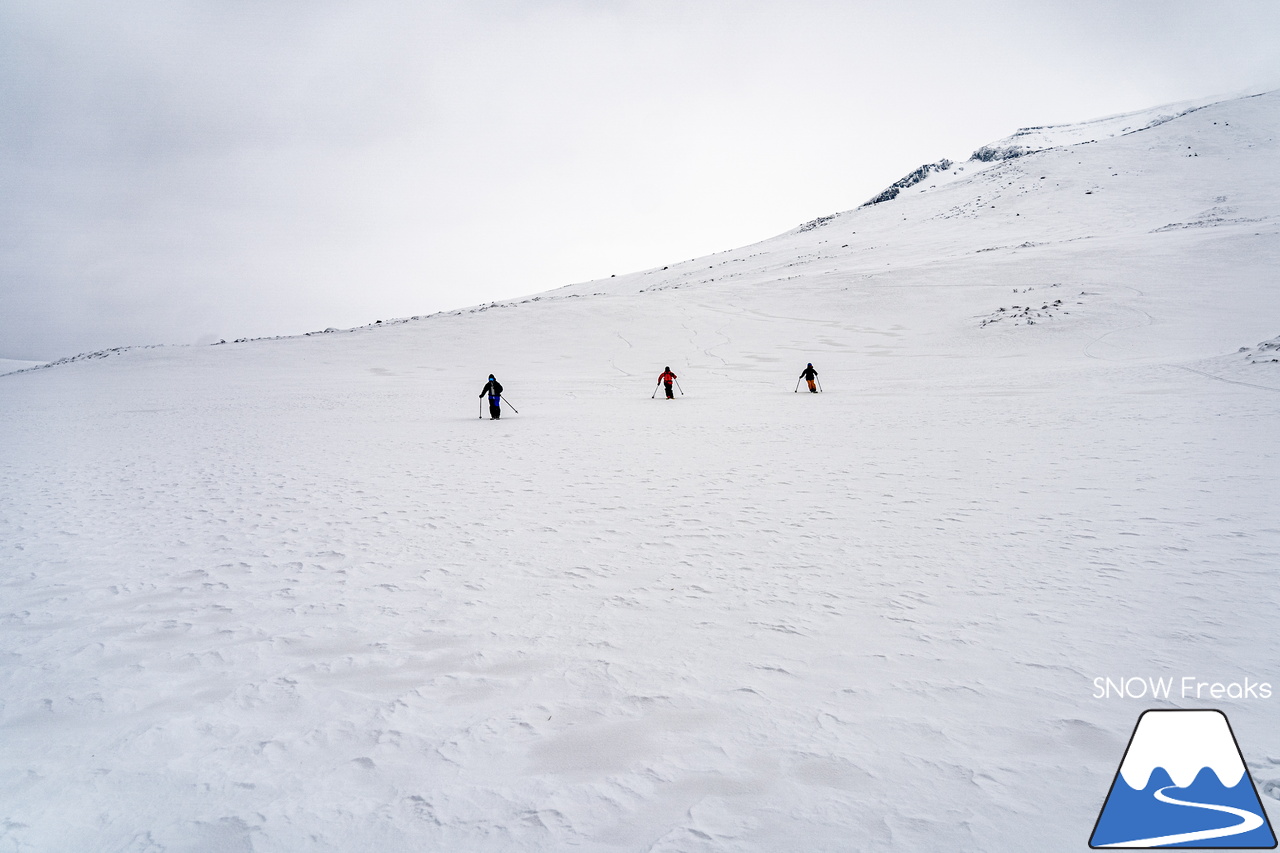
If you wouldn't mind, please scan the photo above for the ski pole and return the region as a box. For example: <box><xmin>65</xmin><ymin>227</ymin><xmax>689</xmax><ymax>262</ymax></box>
<box><xmin>674</xmin><ymin>378</ymin><xmax>684</xmax><ymax>396</ymax></box>
<box><xmin>479</xmin><ymin>397</ymin><xmax>485</xmax><ymax>418</ymax></box>
<box><xmin>816</xmin><ymin>377</ymin><xmax>823</xmax><ymax>393</ymax></box>
<box><xmin>651</xmin><ymin>381</ymin><xmax>661</xmax><ymax>399</ymax></box>
<box><xmin>500</xmin><ymin>395</ymin><xmax>519</xmax><ymax>414</ymax></box>
<box><xmin>794</xmin><ymin>377</ymin><xmax>801</xmax><ymax>393</ymax></box>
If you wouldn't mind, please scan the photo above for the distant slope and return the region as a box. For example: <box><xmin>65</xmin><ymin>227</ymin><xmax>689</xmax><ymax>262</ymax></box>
<box><xmin>970</xmin><ymin>91</ymin><xmax>1243</xmax><ymax>158</ymax></box>
<box><xmin>538</xmin><ymin>89</ymin><xmax>1280</xmax><ymax>367</ymax></box>
<box><xmin>0</xmin><ymin>358</ymin><xmax>44</xmax><ymax>375</ymax></box>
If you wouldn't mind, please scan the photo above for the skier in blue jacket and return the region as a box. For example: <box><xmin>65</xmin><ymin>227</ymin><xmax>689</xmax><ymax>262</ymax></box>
<box><xmin>480</xmin><ymin>375</ymin><xmax>503</xmax><ymax>419</ymax></box>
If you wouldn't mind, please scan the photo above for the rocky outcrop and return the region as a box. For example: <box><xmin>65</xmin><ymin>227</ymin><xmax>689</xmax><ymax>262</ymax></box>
<box><xmin>859</xmin><ymin>159</ymin><xmax>955</xmax><ymax>207</ymax></box>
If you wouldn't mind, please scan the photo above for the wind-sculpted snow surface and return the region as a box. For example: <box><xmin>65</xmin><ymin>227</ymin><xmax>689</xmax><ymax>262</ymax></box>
<box><xmin>2</xmin><ymin>92</ymin><xmax>1280</xmax><ymax>851</ymax></box>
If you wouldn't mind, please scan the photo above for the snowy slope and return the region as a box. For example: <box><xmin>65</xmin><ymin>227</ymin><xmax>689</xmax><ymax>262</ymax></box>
<box><xmin>1</xmin><ymin>92</ymin><xmax>1279</xmax><ymax>853</ymax></box>
<box><xmin>0</xmin><ymin>358</ymin><xmax>43</xmax><ymax>376</ymax></box>
<box><xmin>969</xmin><ymin>92</ymin><xmax>1235</xmax><ymax>158</ymax></box>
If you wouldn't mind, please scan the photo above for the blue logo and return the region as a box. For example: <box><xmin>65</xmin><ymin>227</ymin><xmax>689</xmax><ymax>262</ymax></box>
<box><xmin>1091</xmin><ymin>710</ymin><xmax>1276</xmax><ymax>848</ymax></box>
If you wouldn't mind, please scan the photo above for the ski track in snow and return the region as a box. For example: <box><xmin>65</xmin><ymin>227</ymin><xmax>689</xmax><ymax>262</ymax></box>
<box><xmin>2</xmin><ymin>92</ymin><xmax>1280</xmax><ymax>852</ymax></box>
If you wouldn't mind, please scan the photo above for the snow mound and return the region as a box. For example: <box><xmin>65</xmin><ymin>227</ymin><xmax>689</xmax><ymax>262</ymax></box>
<box><xmin>1244</xmin><ymin>333</ymin><xmax>1280</xmax><ymax>363</ymax></box>
<box><xmin>4</xmin><ymin>346</ymin><xmax>157</xmax><ymax>375</ymax></box>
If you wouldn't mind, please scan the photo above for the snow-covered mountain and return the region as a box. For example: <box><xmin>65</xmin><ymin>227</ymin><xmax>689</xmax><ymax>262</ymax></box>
<box><xmin>2</xmin><ymin>92</ymin><xmax>1279</xmax><ymax>852</ymax></box>
<box><xmin>968</xmin><ymin>93</ymin><xmax>1232</xmax><ymax>161</ymax></box>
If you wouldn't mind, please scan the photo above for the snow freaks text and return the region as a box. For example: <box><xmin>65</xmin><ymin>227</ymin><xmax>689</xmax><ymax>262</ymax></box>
<box><xmin>1092</xmin><ymin>677</ymin><xmax>1273</xmax><ymax>701</ymax></box>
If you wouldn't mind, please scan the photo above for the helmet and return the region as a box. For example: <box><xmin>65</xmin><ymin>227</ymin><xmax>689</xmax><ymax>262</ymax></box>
<box><xmin>665</xmin><ymin>366</ymin><xmax>670</xmax><ymax>371</ymax></box>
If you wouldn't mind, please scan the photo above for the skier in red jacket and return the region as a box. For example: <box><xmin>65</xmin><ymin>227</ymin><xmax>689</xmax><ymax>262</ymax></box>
<box><xmin>657</xmin><ymin>367</ymin><xmax>677</xmax><ymax>399</ymax></box>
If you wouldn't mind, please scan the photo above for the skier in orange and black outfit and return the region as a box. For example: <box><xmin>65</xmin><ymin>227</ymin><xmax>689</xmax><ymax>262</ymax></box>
<box><xmin>800</xmin><ymin>363</ymin><xmax>819</xmax><ymax>393</ymax></box>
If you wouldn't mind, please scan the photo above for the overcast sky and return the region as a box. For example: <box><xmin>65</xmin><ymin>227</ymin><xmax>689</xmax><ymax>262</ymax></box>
<box><xmin>2</xmin><ymin>0</ymin><xmax>1279</xmax><ymax>360</ymax></box>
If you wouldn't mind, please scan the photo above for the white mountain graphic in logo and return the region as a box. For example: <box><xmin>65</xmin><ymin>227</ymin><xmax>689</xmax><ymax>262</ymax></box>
<box><xmin>1091</xmin><ymin>710</ymin><xmax>1276</xmax><ymax>848</ymax></box>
